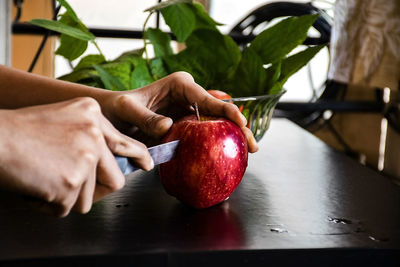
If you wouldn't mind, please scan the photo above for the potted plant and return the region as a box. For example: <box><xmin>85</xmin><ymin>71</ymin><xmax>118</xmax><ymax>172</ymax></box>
<box><xmin>30</xmin><ymin>0</ymin><xmax>324</xmax><ymax>141</ymax></box>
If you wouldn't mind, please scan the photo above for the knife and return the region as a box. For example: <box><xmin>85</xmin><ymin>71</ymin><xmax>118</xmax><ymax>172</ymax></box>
<box><xmin>115</xmin><ymin>140</ymin><xmax>180</xmax><ymax>175</ymax></box>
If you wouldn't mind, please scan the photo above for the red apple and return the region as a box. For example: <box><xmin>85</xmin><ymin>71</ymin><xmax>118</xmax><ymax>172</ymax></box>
<box><xmin>207</xmin><ymin>89</ymin><xmax>244</xmax><ymax>112</ymax></box>
<box><xmin>159</xmin><ymin>115</ymin><xmax>248</xmax><ymax>209</ymax></box>
<box><xmin>207</xmin><ymin>89</ymin><xmax>232</xmax><ymax>100</ymax></box>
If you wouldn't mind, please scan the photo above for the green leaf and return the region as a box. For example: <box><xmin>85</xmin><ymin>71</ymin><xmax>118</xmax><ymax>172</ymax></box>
<box><xmin>164</xmin><ymin>29</ymin><xmax>241</xmax><ymax>89</ymax></box>
<box><xmin>191</xmin><ymin>3</ymin><xmax>222</xmax><ymax>29</ymax></box>
<box><xmin>93</xmin><ymin>65</ymin><xmax>127</xmax><ymax>91</ymax></box>
<box><xmin>280</xmin><ymin>44</ymin><xmax>325</xmax><ymax>84</ymax></box>
<box><xmin>228</xmin><ymin>47</ymin><xmax>267</xmax><ymax>97</ymax></box>
<box><xmin>144</xmin><ymin>0</ymin><xmax>192</xmax><ymax>12</ymax></box>
<box><xmin>130</xmin><ymin>57</ymin><xmax>155</xmax><ymax>89</ymax></box>
<box><xmin>265</xmin><ymin>61</ymin><xmax>282</xmax><ymax>92</ymax></box>
<box><xmin>57</xmin><ymin>0</ymin><xmax>79</xmax><ymax>22</ymax></box>
<box><xmin>150</xmin><ymin>58</ymin><xmax>169</xmax><ymax>80</ymax></box>
<box><xmin>269</xmin><ymin>44</ymin><xmax>325</xmax><ymax>94</ymax></box>
<box><xmin>269</xmin><ymin>83</ymin><xmax>284</xmax><ymax>95</ymax></box>
<box><xmin>145</xmin><ymin>28</ymin><xmax>173</xmax><ymax>57</ymax></box>
<box><xmin>74</xmin><ymin>54</ymin><xmax>106</xmax><ymax>71</ymax></box>
<box><xmin>87</xmin><ymin>73</ymin><xmax>104</xmax><ymax>88</ymax></box>
<box><xmin>249</xmin><ymin>14</ymin><xmax>318</xmax><ymax>64</ymax></box>
<box><xmin>56</xmin><ymin>34</ymin><xmax>87</xmax><ymax>61</ymax></box>
<box><xmin>101</xmin><ymin>61</ymin><xmax>132</xmax><ymax>89</ymax></box>
<box><xmin>114</xmin><ymin>49</ymin><xmax>144</xmax><ymax>62</ymax></box>
<box><xmin>186</xmin><ymin>29</ymin><xmax>241</xmax><ymax>78</ymax></box>
<box><xmin>161</xmin><ymin>3</ymin><xmax>196</xmax><ymax>42</ymax></box>
<box><xmin>29</xmin><ymin>19</ymin><xmax>95</xmax><ymax>41</ymax></box>
<box><xmin>154</xmin><ymin>2</ymin><xmax>220</xmax><ymax>40</ymax></box>
<box><xmin>163</xmin><ymin>53</ymin><xmax>209</xmax><ymax>86</ymax></box>
<box><xmin>55</xmin><ymin>13</ymin><xmax>89</xmax><ymax>60</ymax></box>
<box><xmin>58</xmin><ymin>68</ymin><xmax>97</xmax><ymax>83</ymax></box>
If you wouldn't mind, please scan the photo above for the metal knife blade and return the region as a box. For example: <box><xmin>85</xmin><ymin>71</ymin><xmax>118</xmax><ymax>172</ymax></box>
<box><xmin>115</xmin><ymin>140</ymin><xmax>180</xmax><ymax>175</ymax></box>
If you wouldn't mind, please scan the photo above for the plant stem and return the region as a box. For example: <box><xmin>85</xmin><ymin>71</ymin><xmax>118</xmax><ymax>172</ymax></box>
<box><xmin>92</xmin><ymin>41</ymin><xmax>105</xmax><ymax>59</ymax></box>
<box><xmin>142</xmin><ymin>12</ymin><xmax>153</xmax><ymax>63</ymax></box>
<box><xmin>193</xmin><ymin>102</ymin><xmax>200</xmax><ymax>121</ymax></box>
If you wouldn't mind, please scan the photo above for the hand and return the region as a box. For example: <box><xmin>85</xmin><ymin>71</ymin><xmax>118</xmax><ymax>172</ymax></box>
<box><xmin>0</xmin><ymin>97</ymin><xmax>153</xmax><ymax>217</ymax></box>
<box><xmin>99</xmin><ymin>72</ymin><xmax>258</xmax><ymax>153</ymax></box>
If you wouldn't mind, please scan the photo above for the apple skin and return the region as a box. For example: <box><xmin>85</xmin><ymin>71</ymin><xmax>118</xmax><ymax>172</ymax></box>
<box><xmin>207</xmin><ymin>89</ymin><xmax>244</xmax><ymax>112</ymax></box>
<box><xmin>159</xmin><ymin>115</ymin><xmax>248</xmax><ymax>209</ymax></box>
<box><xmin>207</xmin><ymin>89</ymin><xmax>232</xmax><ymax>100</ymax></box>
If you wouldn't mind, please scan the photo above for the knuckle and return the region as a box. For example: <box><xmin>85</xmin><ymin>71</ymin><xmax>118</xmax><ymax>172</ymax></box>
<box><xmin>114</xmin><ymin>94</ymin><xmax>132</xmax><ymax>109</ymax></box>
<box><xmin>109</xmin><ymin>175</ymin><xmax>126</xmax><ymax>191</ymax></box>
<box><xmin>76</xmin><ymin>97</ymin><xmax>101</xmax><ymax>113</ymax></box>
<box><xmin>108</xmin><ymin>138</ymin><xmax>128</xmax><ymax>154</ymax></box>
<box><xmin>80</xmin><ymin>150</ymin><xmax>97</xmax><ymax>166</ymax></box>
<box><xmin>107</xmin><ymin>139</ymin><xmax>119</xmax><ymax>152</ymax></box>
<box><xmin>84</xmin><ymin>124</ymin><xmax>103</xmax><ymax>142</ymax></box>
<box><xmin>61</xmin><ymin>172</ymin><xmax>83</xmax><ymax>190</ymax></box>
<box><xmin>135</xmin><ymin>141</ymin><xmax>149</xmax><ymax>156</ymax></box>
<box><xmin>170</xmin><ymin>71</ymin><xmax>194</xmax><ymax>85</ymax></box>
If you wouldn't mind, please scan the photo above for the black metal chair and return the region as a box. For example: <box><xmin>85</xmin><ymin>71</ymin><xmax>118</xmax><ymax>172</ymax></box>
<box><xmin>228</xmin><ymin>1</ymin><xmax>350</xmax><ymax>131</ymax></box>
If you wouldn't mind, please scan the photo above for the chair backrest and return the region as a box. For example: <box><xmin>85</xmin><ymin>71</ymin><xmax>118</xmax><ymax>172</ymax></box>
<box><xmin>229</xmin><ymin>1</ymin><xmax>331</xmax><ymax>49</ymax></box>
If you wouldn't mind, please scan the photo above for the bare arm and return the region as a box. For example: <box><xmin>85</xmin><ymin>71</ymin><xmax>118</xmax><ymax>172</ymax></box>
<box><xmin>0</xmin><ymin>65</ymin><xmax>258</xmax><ymax>152</ymax></box>
<box><xmin>0</xmin><ymin>64</ymin><xmax>108</xmax><ymax>109</ymax></box>
<box><xmin>0</xmin><ymin>65</ymin><xmax>257</xmax><ymax>216</ymax></box>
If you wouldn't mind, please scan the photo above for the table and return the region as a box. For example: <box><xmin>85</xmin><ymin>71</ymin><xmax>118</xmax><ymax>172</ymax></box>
<box><xmin>1</xmin><ymin>119</ymin><xmax>399</xmax><ymax>266</ymax></box>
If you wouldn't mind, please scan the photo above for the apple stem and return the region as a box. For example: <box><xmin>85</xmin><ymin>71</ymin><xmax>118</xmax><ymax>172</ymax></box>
<box><xmin>193</xmin><ymin>102</ymin><xmax>200</xmax><ymax>121</ymax></box>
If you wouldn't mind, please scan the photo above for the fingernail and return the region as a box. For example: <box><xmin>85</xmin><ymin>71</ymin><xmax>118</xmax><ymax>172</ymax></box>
<box><xmin>240</xmin><ymin>113</ymin><xmax>247</xmax><ymax>125</ymax></box>
<box><xmin>253</xmin><ymin>143</ymin><xmax>259</xmax><ymax>153</ymax></box>
<box><xmin>251</xmin><ymin>137</ymin><xmax>259</xmax><ymax>153</ymax></box>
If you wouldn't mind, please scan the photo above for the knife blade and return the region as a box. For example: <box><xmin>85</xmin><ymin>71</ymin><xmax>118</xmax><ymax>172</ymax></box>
<box><xmin>115</xmin><ymin>140</ymin><xmax>180</xmax><ymax>175</ymax></box>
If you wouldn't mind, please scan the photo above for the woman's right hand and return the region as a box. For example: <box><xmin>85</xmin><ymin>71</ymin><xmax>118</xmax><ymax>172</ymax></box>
<box><xmin>0</xmin><ymin>97</ymin><xmax>153</xmax><ymax>217</ymax></box>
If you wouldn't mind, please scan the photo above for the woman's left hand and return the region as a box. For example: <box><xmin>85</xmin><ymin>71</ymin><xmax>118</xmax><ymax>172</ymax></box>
<box><xmin>98</xmin><ymin>72</ymin><xmax>258</xmax><ymax>153</ymax></box>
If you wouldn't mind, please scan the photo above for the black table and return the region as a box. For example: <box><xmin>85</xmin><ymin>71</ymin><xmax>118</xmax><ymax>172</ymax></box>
<box><xmin>1</xmin><ymin>119</ymin><xmax>399</xmax><ymax>266</ymax></box>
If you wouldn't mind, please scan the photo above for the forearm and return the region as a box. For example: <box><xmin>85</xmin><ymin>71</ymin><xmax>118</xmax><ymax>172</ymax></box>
<box><xmin>0</xmin><ymin>65</ymin><xmax>112</xmax><ymax>109</ymax></box>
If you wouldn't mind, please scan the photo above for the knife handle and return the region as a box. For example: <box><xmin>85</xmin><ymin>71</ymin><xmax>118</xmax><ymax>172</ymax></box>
<box><xmin>114</xmin><ymin>156</ymin><xmax>139</xmax><ymax>175</ymax></box>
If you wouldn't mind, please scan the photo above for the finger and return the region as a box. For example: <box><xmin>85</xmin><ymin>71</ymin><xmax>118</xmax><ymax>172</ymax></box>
<box><xmin>26</xmin><ymin>196</ymin><xmax>77</xmax><ymax>218</ymax></box>
<box><xmin>92</xmin><ymin>139</ymin><xmax>153</xmax><ymax>202</ymax></box>
<box><xmin>241</xmin><ymin>126</ymin><xmax>259</xmax><ymax>153</ymax></box>
<box><xmin>25</xmin><ymin>197</ymin><xmax>59</xmax><ymax>216</ymax></box>
<box><xmin>167</xmin><ymin>75</ymin><xmax>258</xmax><ymax>151</ymax></box>
<box><xmin>170</xmin><ymin>80</ymin><xmax>247</xmax><ymax>128</ymax></box>
<box><xmin>93</xmin><ymin>148</ymin><xmax>125</xmax><ymax>202</ymax></box>
<box><xmin>113</xmin><ymin>95</ymin><xmax>173</xmax><ymax>138</ymax></box>
<box><xmin>72</xmin><ymin>165</ymin><xmax>96</xmax><ymax>214</ymax></box>
<box><xmin>104</xmin><ymin>130</ymin><xmax>154</xmax><ymax>171</ymax></box>
<box><xmin>99</xmin><ymin>115</ymin><xmax>154</xmax><ymax>165</ymax></box>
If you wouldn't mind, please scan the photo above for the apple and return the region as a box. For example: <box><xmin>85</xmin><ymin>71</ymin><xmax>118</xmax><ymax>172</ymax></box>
<box><xmin>159</xmin><ymin>115</ymin><xmax>248</xmax><ymax>209</ymax></box>
<box><xmin>207</xmin><ymin>89</ymin><xmax>232</xmax><ymax>100</ymax></box>
<box><xmin>207</xmin><ymin>89</ymin><xmax>244</xmax><ymax>112</ymax></box>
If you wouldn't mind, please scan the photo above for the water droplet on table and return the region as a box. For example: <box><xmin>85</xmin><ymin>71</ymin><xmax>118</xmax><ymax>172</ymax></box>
<box><xmin>328</xmin><ymin>217</ymin><xmax>353</xmax><ymax>224</ymax></box>
<box><xmin>368</xmin><ymin>236</ymin><xmax>389</xmax><ymax>242</ymax></box>
<box><xmin>270</xmin><ymin>228</ymin><xmax>288</xmax><ymax>233</ymax></box>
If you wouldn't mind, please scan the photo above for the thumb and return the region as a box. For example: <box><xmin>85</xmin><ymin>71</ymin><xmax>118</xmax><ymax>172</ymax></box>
<box><xmin>114</xmin><ymin>95</ymin><xmax>173</xmax><ymax>138</ymax></box>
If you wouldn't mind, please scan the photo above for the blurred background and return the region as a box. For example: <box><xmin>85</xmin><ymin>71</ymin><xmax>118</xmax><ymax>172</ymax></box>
<box><xmin>2</xmin><ymin>0</ymin><xmax>400</xmax><ymax>184</ymax></box>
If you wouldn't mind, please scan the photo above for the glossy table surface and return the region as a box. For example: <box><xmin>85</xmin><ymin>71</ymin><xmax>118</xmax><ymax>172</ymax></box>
<box><xmin>1</xmin><ymin>119</ymin><xmax>399</xmax><ymax>266</ymax></box>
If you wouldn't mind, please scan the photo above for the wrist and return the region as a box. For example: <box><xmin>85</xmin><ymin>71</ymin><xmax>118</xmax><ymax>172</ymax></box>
<box><xmin>90</xmin><ymin>88</ymin><xmax>120</xmax><ymax>120</ymax></box>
